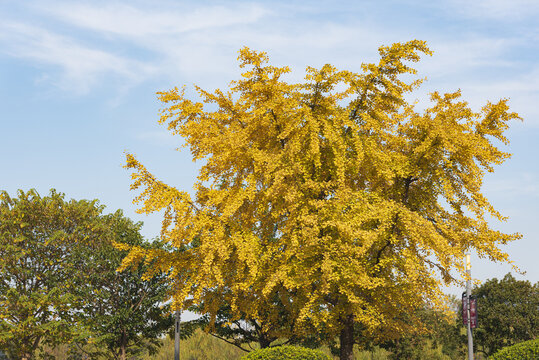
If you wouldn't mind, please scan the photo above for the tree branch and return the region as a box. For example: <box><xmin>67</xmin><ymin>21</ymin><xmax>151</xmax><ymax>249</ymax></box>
<box><xmin>207</xmin><ymin>332</ymin><xmax>250</xmax><ymax>352</ymax></box>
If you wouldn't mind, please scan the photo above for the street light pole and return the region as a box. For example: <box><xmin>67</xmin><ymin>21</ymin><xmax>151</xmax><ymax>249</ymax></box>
<box><xmin>466</xmin><ymin>253</ymin><xmax>474</xmax><ymax>360</ymax></box>
<box><xmin>174</xmin><ymin>307</ymin><xmax>181</xmax><ymax>360</ymax></box>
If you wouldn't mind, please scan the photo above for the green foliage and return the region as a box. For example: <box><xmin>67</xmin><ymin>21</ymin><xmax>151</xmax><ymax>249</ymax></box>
<box><xmin>472</xmin><ymin>273</ymin><xmax>538</xmax><ymax>357</ymax></box>
<box><xmin>73</xmin><ymin>212</ymin><xmax>173</xmax><ymax>359</ymax></box>
<box><xmin>26</xmin><ymin>328</ymin><xmax>449</xmax><ymax>359</ymax></box>
<box><xmin>152</xmin><ymin>327</ymin><xmax>392</xmax><ymax>360</ymax></box>
<box><xmin>241</xmin><ymin>345</ymin><xmax>331</xmax><ymax>360</ymax></box>
<box><xmin>146</xmin><ymin>328</ymin><xmax>249</xmax><ymax>360</ymax></box>
<box><xmin>0</xmin><ymin>189</ymin><xmax>107</xmax><ymax>359</ymax></box>
<box><xmin>383</xmin><ymin>339</ymin><xmax>455</xmax><ymax>360</ymax></box>
<box><xmin>0</xmin><ymin>189</ymin><xmax>172</xmax><ymax>360</ymax></box>
<box><xmin>381</xmin><ymin>300</ymin><xmax>465</xmax><ymax>360</ymax></box>
<box><xmin>490</xmin><ymin>339</ymin><xmax>539</xmax><ymax>360</ymax></box>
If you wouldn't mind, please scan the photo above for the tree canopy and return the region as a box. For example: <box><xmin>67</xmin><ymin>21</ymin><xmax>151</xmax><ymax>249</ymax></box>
<box><xmin>380</xmin><ymin>299</ymin><xmax>465</xmax><ymax>360</ymax></box>
<box><xmin>0</xmin><ymin>189</ymin><xmax>105</xmax><ymax>359</ymax></box>
<box><xmin>473</xmin><ymin>274</ymin><xmax>538</xmax><ymax>357</ymax></box>
<box><xmin>0</xmin><ymin>189</ymin><xmax>172</xmax><ymax>360</ymax></box>
<box><xmin>122</xmin><ymin>40</ymin><xmax>521</xmax><ymax>360</ymax></box>
<box><xmin>76</xmin><ymin>211</ymin><xmax>173</xmax><ymax>360</ymax></box>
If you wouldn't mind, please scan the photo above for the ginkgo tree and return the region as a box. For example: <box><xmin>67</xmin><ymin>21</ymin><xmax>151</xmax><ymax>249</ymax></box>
<box><xmin>122</xmin><ymin>40</ymin><xmax>521</xmax><ymax>360</ymax></box>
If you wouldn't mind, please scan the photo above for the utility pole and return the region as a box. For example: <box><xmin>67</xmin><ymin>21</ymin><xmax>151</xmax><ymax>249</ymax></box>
<box><xmin>174</xmin><ymin>307</ymin><xmax>181</xmax><ymax>360</ymax></box>
<box><xmin>466</xmin><ymin>253</ymin><xmax>474</xmax><ymax>360</ymax></box>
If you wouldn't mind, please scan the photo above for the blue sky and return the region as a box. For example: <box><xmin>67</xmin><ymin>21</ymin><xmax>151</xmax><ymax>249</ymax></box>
<box><xmin>1</xmin><ymin>0</ymin><xmax>538</xmax><ymax>297</ymax></box>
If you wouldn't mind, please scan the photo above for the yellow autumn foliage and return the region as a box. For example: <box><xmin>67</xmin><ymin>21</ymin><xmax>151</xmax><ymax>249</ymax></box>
<box><xmin>123</xmin><ymin>40</ymin><xmax>521</xmax><ymax>345</ymax></box>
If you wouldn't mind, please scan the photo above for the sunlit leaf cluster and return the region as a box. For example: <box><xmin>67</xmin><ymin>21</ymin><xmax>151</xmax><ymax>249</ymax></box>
<box><xmin>123</xmin><ymin>40</ymin><xmax>521</xmax><ymax>344</ymax></box>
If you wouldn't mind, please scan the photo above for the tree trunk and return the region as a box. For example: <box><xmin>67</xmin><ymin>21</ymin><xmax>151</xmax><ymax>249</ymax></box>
<box><xmin>21</xmin><ymin>335</ymin><xmax>41</xmax><ymax>360</ymax></box>
<box><xmin>120</xmin><ymin>330</ymin><xmax>127</xmax><ymax>360</ymax></box>
<box><xmin>258</xmin><ymin>333</ymin><xmax>272</xmax><ymax>349</ymax></box>
<box><xmin>339</xmin><ymin>314</ymin><xmax>355</xmax><ymax>360</ymax></box>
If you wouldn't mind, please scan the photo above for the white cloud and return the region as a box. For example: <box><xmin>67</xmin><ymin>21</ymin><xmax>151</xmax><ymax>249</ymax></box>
<box><xmin>0</xmin><ymin>1</ymin><xmax>272</xmax><ymax>93</ymax></box>
<box><xmin>41</xmin><ymin>2</ymin><xmax>270</xmax><ymax>37</ymax></box>
<box><xmin>443</xmin><ymin>0</ymin><xmax>539</xmax><ymax>21</ymax></box>
<box><xmin>40</xmin><ymin>1</ymin><xmax>391</xmax><ymax>87</ymax></box>
<box><xmin>409</xmin><ymin>35</ymin><xmax>526</xmax><ymax>89</ymax></box>
<box><xmin>1</xmin><ymin>0</ymin><xmax>536</xmax><ymax>106</ymax></box>
<box><xmin>147</xmin><ymin>22</ymin><xmax>388</xmax><ymax>83</ymax></box>
<box><xmin>0</xmin><ymin>22</ymin><xmax>156</xmax><ymax>93</ymax></box>
<box><xmin>399</xmin><ymin>35</ymin><xmax>539</xmax><ymax>126</ymax></box>
<box><xmin>465</xmin><ymin>67</ymin><xmax>539</xmax><ymax>124</ymax></box>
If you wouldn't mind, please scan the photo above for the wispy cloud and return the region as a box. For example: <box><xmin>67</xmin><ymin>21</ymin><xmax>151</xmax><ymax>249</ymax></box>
<box><xmin>443</xmin><ymin>0</ymin><xmax>539</xmax><ymax>21</ymax></box>
<box><xmin>463</xmin><ymin>65</ymin><xmax>539</xmax><ymax>124</ymax></box>
<box><xmin>1</xmin><ymin>0</ymin><xmax>536</xmax><ymax>104</ymax></box>
<box><xmin>0</xmin><ymin>22</ymin><xmax>156</xmax><ymax>94</ymax></box>
<box><xmin>422</xmin><ymin>38</ymin><xmax>518</xmax><ymax>76</ymax></box>
<box><xmin>40</xmin><ymin>2</ymin><xmax>270</xmax><ymax>37</ymax></box>
<box><xmin>0</xmin><ymin>1</ymin><xmax>272</xmax><ymax>93</ymax></box>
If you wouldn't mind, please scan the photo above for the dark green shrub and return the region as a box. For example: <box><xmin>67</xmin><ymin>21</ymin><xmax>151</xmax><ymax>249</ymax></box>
<box><xmin>490</xmin><ymin>339</ymin><xmax>539</xmax><ymax>360</ymax></box>
<box><xmin>241</xmin><ymin>345</ymin><xmax>331</xmax><ymax>360</ymax></box>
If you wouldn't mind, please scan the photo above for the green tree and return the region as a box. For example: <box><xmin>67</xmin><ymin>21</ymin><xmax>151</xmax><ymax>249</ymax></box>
<box><xmin>73</xmin><ymin>212</ymin><xmax>173</xmax><ymax>360</ymax></box>
<box><xmin>241</xmin><ymin>345</ymin><xmax>331</xmax><ymax>360</ymax></box>
<box><xmin>0</xmin><ymin>189</ymin><xmax>107</xmax><ymax>359</ymax></box>
<box><xmin>381</xmin><ymin>301</ymin><xmax>465</xmax><ymax>360</ymax></box>
<box><xmin>122</xmin><ymin>40</ymin><xmax>521</xmax><ymax>360</ymax></box>
<box><xmin>473</xmin><ymin>274</ymin><xmax>538</xmax><ymax>357</ymax></box>
<box><xmin>0</xmin><ymin>190</ymin><xmax>173</xmax><ymax>360</ymax></box>
<box><xmin>490</xmin><ymin>339</ymin><xmax>539</xmax><ymax>360</ymax></box>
